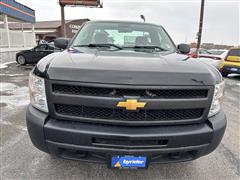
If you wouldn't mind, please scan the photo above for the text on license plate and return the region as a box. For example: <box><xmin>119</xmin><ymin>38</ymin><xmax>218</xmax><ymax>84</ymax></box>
<box><xmin>111</xmin><ymin>156</ymin><xmax>147</xmax><ymax>169</ymax></box>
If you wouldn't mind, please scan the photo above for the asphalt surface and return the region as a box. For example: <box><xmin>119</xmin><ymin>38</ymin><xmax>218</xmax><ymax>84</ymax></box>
<box><xmin>1</xmin><ymin>62</ymin><xmax>240</xmax><ymax>180</ymax></box>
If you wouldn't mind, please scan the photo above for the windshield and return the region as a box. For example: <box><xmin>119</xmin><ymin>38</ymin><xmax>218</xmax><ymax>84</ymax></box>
<box><xmin>228</xmin><ymin>49</ymin><xmax>240</xmax><ymax>57</ymax></box>
<box><xmin>71</xmin><ymin>22</ymin><xmax>176</xmax><ymax>52</ymax></box>
<box><xmin>209</xmin><ymin>50</ymin><xmax>226</xmax><ymax>55</ymax></box>
<box><xmin>198</xmin><ymin>49</ymin><xmax>211</xmax><ymax>54</ymax></box>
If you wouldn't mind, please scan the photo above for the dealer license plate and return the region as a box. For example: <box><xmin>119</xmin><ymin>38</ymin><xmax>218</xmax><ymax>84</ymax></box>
<box><xmin>110</xmin><ymin>155</ymin><xmax>148</xmax><ymax>169</ymax></box>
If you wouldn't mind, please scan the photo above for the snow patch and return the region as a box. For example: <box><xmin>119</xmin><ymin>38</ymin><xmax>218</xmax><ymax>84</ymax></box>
<box><xmin>0</xmin><ymin>64</ymin><xmax>8</xmax><ymax>69</ymax></box>
<box><xmin>0</xmin><ymin>61</ymin><xmax>15</xmax><ymax>69</ymax></box>
<box><xmin>0</xmin><ymin>120</ymin><xmax>27</xmax><ymax>131</ymax></box>
<box><xmin>0</xmin><ymin>73</ymin><xmax>24</xmax><ymax>76</ymax></box>
<box><xmin>0</xmin><ymin>82</ymin><xmax>18</xmax><ymax>92</ymax></box>
<box><xmin>0</xmin><ymin>82</ymin><xmax>29</xmax><ymax>107</ymax></box>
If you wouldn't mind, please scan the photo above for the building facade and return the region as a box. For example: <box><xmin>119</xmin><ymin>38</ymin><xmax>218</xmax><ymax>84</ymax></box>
<box><xmin>0</xmin><ymin>0</ymin><xmax>36</xmax><ymax>48</ymax></box>
<box><xmin>4</xmin><ymin>19</ymin><xmax>89</xmax><ymax>41</ymax></box>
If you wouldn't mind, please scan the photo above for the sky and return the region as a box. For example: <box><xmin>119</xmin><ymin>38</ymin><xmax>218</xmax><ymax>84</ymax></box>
<box><xmin>17</xmin><ymin>0</ymin><xmax>239</xmax><ymax>45</ymax></box>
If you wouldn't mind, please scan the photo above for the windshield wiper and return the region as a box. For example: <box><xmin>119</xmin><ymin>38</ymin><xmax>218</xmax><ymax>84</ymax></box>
<box><xmin>73</xmin><ymin>43</ymin><xmax>122</xmax><ymax>50</ymax></box>
<box><xmin>132</xmin><ymin>45</ymin><xmax>168</xmax><ymax>51</ymax></box>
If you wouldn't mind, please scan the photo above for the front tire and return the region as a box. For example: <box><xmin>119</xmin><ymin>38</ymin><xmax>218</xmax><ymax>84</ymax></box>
<box><xmin>17</xmin><ymin>55</ymin><xmax>26</xmax><ymax>65</ymax></box>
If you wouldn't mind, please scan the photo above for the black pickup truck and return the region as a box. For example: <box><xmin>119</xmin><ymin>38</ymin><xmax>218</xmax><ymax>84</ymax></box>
<box><xmin>26</xmin><ymin>20</ymin><xmax>226</xmax><ymax>169</ymax></box>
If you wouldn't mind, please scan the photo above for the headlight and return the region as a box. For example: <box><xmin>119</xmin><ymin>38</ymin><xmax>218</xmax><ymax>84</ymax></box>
<box><xmin>208</xmin><ymin>81</ymin><xmax>225</xmax><ymax>117</ymax></box>
<box><xmin>29</xmin><ymin>72</ymin><xmax>48</xmax><ymax>112</ymax></box>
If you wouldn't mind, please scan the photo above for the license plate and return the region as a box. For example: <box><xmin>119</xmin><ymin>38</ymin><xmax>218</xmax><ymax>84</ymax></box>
<box><xmin>111</xmin><ymin>155</ymin><xmax>147</xmax><ymax>169</ymax></box>
<box><xmin>230</xmin><ymin>68</ymin><xmax>238</xmax><ymax>71</ymax></box>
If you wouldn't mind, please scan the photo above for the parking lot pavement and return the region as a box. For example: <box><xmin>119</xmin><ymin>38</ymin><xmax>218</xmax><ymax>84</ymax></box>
<box><xmin>1</xmin><ymin>62</ymin><xmax>240</xmax><ymax>180</ymax></box>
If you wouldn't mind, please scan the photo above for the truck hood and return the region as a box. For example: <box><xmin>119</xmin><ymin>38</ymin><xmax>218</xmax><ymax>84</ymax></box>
<box><xmin>37</xmin><ymin>49</ymin><xmax>221</xmax><ymax>86</ymax></box>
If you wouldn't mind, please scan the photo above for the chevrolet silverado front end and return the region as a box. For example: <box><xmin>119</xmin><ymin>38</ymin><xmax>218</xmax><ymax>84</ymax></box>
<box><xmin>26</xmin><ymin>21</ymin><xmax>226</xmax><ymax>169</ymax></box>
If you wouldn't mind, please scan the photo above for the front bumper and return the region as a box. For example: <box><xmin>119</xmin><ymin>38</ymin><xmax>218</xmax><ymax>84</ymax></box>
<box><xmin>26</xmin><ymin>105</ymin><xmax>227</xmax><ymax>164</ymax></box>
<box><xmin>221</xmin><ymin>65</ymin><xmax>240</xmax><ymax>74</ymax></box>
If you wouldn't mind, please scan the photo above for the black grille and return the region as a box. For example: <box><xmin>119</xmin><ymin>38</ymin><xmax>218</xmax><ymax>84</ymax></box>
<box><xmin>55</xmin><ymin>104</ymin><xmax>203</xmax><ymax>121</ymax></box>
<box><xmin>52</xmin><ymin>84</ymin><xmax>208</xmax><ymax>99</ymax></box>
<box><xmin>92</xmin><ymin>137</ymin><xmax>168</xmax><ymax>147</ymax></box>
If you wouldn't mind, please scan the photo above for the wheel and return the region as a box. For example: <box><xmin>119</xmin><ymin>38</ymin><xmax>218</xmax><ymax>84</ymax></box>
<box><xmin>221</xmin><ymin>72</ymin><xmax>229</xmax><ymax>77</ymax></box>
<box><xmin>17</xmin><ymin>55</ymin><xmax>26</xmax><ymax>65</ymax></box>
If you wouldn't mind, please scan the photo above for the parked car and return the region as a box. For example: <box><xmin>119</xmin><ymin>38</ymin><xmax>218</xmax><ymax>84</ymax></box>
<box><xmin>16</xmin><ymin>43</ymin><xmax>60</xmax><ymax>65</ymax></box>
<box><xmin>187</xmin><ymin>48</ymin><xmax>212</xmax><ymax>58</ymax></box>
<box><xmin>26</xmin><ymin>20</ymin><xmax>226</xmax><ymax>169</ymax></box>
<box><xmin>220</xmin><ymin>48</ymin><xmax>240</xmax><ymax>77</ymax></box>
<box><xmin>197</xmin><ymin>49</ymin><xmax>229</xmax><ymax>69</ymax></box>
<box><xmin>187</xmin><ymin>48</ymin><xmax>198</xmax><ymax>58</ymax></box>
<box><xmin>199</xmin><ymin>49</ymin><xmax>229</xmax><ymax>60</ymax></box>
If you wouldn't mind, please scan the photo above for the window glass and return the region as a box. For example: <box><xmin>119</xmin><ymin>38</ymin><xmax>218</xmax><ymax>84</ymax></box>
<box><xmin>72</xmin><ymin>22</ymin><xmax>176</xmax><ymax>52</ymax></box>
<box><xmin>227</xmin><ymin>49</ymin><xmax>240</xmax><ymax>57</ymax></box>
<box><xmin>47</xmin><ymin>45</ymin><xmax>55</xmax><ymax>50</ymax></box>
<box><xmin>35</xmin><ymin>44</ymin><xmax>47</xmax><ymax>51</ymax></box>
<box><xmin>90</xmin><ymin>29</ymin><xmax>151</xmax><ymax>47</ymax></box>
<box><xmin>209</xmin><ymin>50</ymin><xmax>225</xmax><ymax>55</ymax></box>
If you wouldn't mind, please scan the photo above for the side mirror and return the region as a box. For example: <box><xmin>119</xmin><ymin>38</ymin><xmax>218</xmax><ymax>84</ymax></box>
<box><xmin>177</xmin><ymin>44</ymin><xmax>190</xmax><ymax>54</ymax></box>
<box><xmin>54</xmin><ymin>38</ymin><xmax>70</xmax><ymax>49</ymax></box>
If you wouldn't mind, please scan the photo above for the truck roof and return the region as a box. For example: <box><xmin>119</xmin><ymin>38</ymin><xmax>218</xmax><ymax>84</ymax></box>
<box><xmin>86</xmin><ymin>20</ymin><xmax>163</xmax><ymax>28</ymax></box>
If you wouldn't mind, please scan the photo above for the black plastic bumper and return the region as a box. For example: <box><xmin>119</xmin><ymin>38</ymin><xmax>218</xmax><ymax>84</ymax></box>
<box><xmin>26</xmin><ymin>105</ymin><xmax>227</xmax><ymax>164</ymax></box>
<box><xmin>221</xmin><ymin>65</ymin><xmax>240</xmax><ymax>74</ymax></box>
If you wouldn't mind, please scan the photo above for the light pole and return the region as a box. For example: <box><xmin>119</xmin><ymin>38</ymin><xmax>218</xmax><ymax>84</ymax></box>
<box><xmin>140</xmin><ymin>15</ymin><xmax>146</xmax><ymax>22</ymax></box>
<box><xmin>197</xmin><ymin>0</ymin><xmax>205</xmax><ymax>50</ymax></box>
<box><xmin>60</xmin><ymin>4</ymin><xmax>66</xmax><ymax>37</ymax></box>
